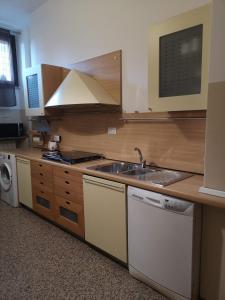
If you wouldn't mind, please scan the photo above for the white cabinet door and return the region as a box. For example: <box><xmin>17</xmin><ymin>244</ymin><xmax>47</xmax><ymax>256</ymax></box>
<box><xmin>16</xmin><ymin>158</ymin><xmax>33</xmax><ymax>209</ymax></box>
<box><xmin>83</xmin><ymin>175</ymin><xmax>127</xmax><ymax>263</ymax></box>
<box><xmin>149</xmin><ymin>4</ymin><xmax>211</xmax><ymax>112</ymax></box>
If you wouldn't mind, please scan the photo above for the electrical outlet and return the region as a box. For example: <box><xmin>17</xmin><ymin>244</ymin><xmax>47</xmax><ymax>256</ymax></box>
<box><xmin>53</xmin><ymin>135</ymin><xmax>61</xmax><ymax>142</ymax></box>
<box><xmin>108</xmin><ymin>127</ymin><xmax>117</xmax><ymax>135</ymax></box>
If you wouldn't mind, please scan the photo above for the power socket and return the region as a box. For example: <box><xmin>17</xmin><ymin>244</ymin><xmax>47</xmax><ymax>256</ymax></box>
<box><xmin>108</xmin><ymin>127</ymin><xmax>117</xmax><ymax>135</ymax></box>
<box><xmin>53</xmin><ymin>135</ymin><xmax>61</xmax><ymax>142</ymax></box>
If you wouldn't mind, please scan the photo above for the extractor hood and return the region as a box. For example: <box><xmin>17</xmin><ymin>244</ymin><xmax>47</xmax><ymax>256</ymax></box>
<box><xmin>45</xmin><ymin>70</ymin><xmax>119</xmax><ymax>108</ymax></box>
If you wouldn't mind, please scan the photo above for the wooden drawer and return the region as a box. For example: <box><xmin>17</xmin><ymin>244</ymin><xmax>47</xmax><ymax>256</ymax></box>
<box><xmin>31</xmin><ymin>160</ymin><xmax>53</xmax><ymax>179</ymax></box>
<box><xmin>54</xmin><ymin>195</ymin><xmax>84</xmax><ymax>238</ymax></box>
<box><xmin>32</xmin><ymin>177</ymin><xmax>53</xmax><ymax>194</ymax></box>
<box><xmin>54</xmin><ymin>176</ymin><xmax>83</xmax><ymax>204</ymax></box>
<box><xmin>32</xmin><ymin>188</ymin><xmax>54</xmax><ymax>221</ymax></box>
<box><xmin>53</xmin><ymin>166</ymin><xmax>82</xmax><ymax>183</ymax></box>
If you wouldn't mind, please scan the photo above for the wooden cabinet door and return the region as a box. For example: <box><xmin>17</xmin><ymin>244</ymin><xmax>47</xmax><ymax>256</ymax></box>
<box><xmin>33</xmin><ymin>188</ymin><xmax>54</xmax><ymax>221</ymax></box>
<box><xmin>54</xmin><ymin>175</ymin><xmax>83</xmax><ymax>204</ymax></box>
<box><xmin>54</xmin><ymin>195</ymin><xmax>84</xmax><ymax>238</ymax></box>
<box><xmin>16</xmin><ymin>158</ymin><xmax>33</xmax><ymax>209</ymax></box>
<box><xmin>149</xmin><ymin>4</ymin><xmax>211</xmax><ymax>112</ymax></box>
<box><xmin>83</xmin><ymin>175</ymin><xmax>127</xmax><ymax>263</ymax></box>
<box><xmin>31</xmin><ymin>160</ymin><xmax>54</xmax><ymax>221</ymax></box>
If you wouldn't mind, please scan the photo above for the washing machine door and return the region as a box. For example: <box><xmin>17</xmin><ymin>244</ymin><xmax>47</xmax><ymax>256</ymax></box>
<box><xmin>0</xmin><ymin>163</ymin><xmax>12</xmax><ymax>191</ymax></box>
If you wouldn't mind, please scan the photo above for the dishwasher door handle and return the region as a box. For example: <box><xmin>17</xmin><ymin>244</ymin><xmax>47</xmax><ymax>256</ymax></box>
<box><xmin>131</xmin><ymin>193</ymin><xmax>163</xmax><ymax>209</ymax></box>
<box><xmin>144</xmin><ymin>197</ymin><xmax>163</xmax><ymax>208</ymax></box>
<box><xmin>84</xmin><ymin>178</ymin><xmax>125</xmax><ymax>193</ymax></box>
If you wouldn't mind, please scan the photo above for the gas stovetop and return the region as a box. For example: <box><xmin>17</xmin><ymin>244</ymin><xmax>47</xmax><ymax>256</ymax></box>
<box><xmin>42</xmin><ymin>150</ymin><xmax>103</xmax><ymax>164</ymax></box>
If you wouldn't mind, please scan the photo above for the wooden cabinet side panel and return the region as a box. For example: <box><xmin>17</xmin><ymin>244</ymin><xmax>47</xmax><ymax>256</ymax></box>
<box><xmin>41</xmin><ymin>65</ymin><xmax>66</xmax><ymax>104</ymax></box>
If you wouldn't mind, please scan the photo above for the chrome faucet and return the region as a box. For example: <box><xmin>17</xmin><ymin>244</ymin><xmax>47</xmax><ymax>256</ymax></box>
<box><xmin>134</xmin><ymin>147</ymin><xmax>146</xmax><ymax>168</ymax></box>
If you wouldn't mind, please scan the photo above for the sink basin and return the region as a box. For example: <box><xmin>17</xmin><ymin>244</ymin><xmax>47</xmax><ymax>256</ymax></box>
<box><xmin>88</xmin><ymin>161</ymin><xmax>193</xmax><ymax>186</ymax></box>
<box><xmin>123</xmin><ymin>168</ymin><xmax>156</xmax><ymax>176</ymax></box>
<box><xmin>88</xmin><ymin>162</ymin><xmax>141</xmax><ymax>174</ymax></box>
<box><xmin>124</xmin><ymin>169</ymin><xmax>192</xmax><ymax>186</ymax></box>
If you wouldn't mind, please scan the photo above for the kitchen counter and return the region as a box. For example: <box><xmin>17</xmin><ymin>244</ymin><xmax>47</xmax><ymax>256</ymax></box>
<box><xmin>11</xmin><ymin>148</ymin><xmax>225</xmax><ymax>209</ymax></box>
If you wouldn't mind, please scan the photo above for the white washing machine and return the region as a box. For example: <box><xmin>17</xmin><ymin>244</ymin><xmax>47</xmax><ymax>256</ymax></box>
<box><xmin>0</xmin><ymin>152</ymin><xmax>18</xmax><ymax>207</ymax></box>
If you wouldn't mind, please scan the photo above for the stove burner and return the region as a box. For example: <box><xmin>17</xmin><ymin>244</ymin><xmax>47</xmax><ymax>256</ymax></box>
<box><xmin>42</xmin><ymin>150</ymin><xmax>103</xmax><ymax>165</ymax></box>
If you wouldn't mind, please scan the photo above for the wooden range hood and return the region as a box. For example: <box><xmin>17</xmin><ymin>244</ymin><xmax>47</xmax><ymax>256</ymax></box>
<box><xmin>45</xmin><ymin>50</ymin><xmax>122</xmax><ymax>109</ymax></box>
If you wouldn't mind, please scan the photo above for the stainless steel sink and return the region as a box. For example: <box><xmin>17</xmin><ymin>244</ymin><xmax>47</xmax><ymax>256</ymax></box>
<box><xmin>88</xmin><ymin>162</ymin><xmax>193</xmax><ymax>186</ymax></box>
<box><xmin>123</xmin><ymin>168</ymin><xmax>156</xmax><ymax>176</ymax></box>
<box><xmin>88</xmin><ymin>162</ymin><xmax>140</xmax><ymax>174</ymax></box>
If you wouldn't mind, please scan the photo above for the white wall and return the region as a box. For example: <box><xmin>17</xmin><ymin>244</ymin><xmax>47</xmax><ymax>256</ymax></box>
<box><xmin>28</xmin><ymin>0</ymin><xmax>209</xmax><ymax>113</ymax></box>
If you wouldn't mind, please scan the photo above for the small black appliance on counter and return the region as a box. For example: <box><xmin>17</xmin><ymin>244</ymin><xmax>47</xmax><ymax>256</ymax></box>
<box><xmin>0</xmin><ymin>123</ymin><xmax>24</xmax><ymax>138</ymax></box>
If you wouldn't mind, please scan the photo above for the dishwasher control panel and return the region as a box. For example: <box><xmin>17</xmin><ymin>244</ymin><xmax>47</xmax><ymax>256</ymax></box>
<box><xmin>128</xmin><ymin>186</ymin><xmax>194</xmax><ymax>215</ymax></box>
<box><xmin>164</xmin><ymin>198</ymin><xmax>192</xmax><ymax>213</ymax></box>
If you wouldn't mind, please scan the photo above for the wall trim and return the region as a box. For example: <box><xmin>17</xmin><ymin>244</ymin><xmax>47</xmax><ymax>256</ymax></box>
<box><xmin>199</xmin><ymin>186</ymin><xmax>225</xmax><ymax>198</ymax></box>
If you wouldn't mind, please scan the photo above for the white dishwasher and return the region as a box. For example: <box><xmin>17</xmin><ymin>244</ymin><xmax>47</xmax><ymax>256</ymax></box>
<box><xmin>128</xmin><ymin>186</ymin><xmax>201</xmax><ymax>300</ymax></box>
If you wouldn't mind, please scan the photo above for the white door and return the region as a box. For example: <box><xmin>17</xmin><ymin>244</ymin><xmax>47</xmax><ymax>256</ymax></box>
<box><xmin>16</xmin><ymin>158</ymin><xmax>33</xmax><ymax>209</ymax></box>
<box><xmin>83</xmin><ymin>175</ymin><xmax>127</xmax><ymax>263</ymax></box>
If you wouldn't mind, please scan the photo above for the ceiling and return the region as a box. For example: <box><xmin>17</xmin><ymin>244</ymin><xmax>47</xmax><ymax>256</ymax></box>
<box><xmin>0</xmin><ymin>0</ymin><xmax>48</xmax><ymax>29</ymax></box>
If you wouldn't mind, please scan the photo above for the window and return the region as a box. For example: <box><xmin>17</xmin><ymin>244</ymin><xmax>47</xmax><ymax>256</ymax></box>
<box><xmin>0</xmin><ymin>39</ymin><xmax>13</xmax><ymax>82</ymax></box>
<box><xmin>0</xmin><ymin>28</ymin><xmax>18</xmax><ymax>107</ymax></box>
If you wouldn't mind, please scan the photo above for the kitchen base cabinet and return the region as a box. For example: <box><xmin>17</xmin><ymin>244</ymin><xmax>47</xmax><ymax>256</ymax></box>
<box><xmin>33</xmin><ymin>189</ymin><xmax>54</xmax><ymax>221</ymax></box>
<box><xmin>16</xmin><ymin>158</ymin><xmax>33</xmax><ymax>209</ymax></box>
<box><xmin>54</xmin><ymin>196</ymin><xmax>84</xmax><ymax>238</ymax></box>
<box><xmin>53</xmin><ymin>167</ymin><xmax>85</xmax><ymax>238</ymax></box>
<box><xmin>31</xmin><ymin>161</ymin><xmax>54</xmax><ymax>221</ymax></box>
<box><xmin>83</xmin><ymin>175</ymin><xmax>127</xmax><ymax>263</ymax></box>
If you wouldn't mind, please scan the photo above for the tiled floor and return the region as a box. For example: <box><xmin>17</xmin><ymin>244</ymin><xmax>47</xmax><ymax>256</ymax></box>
<box><xmin>0</xmin><ymin>200</ymin><xmax>167</xmax><ymax>300</ymax></box>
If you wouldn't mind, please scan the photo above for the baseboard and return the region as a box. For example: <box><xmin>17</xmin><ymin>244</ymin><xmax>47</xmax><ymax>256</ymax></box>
<box><xmin>199</xmin><ymin>186</ymin><xmax>225</xmax><ymax>198</ymax></box>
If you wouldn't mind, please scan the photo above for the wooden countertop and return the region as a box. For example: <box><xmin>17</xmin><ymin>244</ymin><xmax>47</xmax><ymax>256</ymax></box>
<box><xmin>12</xmin><ymin>148</ymin><xmax>225</xmax><ymax>209</ymax></box>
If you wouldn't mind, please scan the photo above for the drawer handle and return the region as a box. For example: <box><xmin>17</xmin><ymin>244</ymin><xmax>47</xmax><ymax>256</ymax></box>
<box><xmin>65</xmin><ymin>181</ymin><xmax>70</xmax><ymax>184</ymax></box>
<box><xmin>39</xmin><ymin>164</ymin><xmax>42</xmax><ymax>167</ymax></box>
<box><xmin>40</xmin><ymin>173</ymin><xmax>43</xmax><ymax>176</ymax></box>
<box><xmin>66</xmin><ymin>201</ymin><xmax>70</xmax><ymax>205</ymax></box>
<box><xmin>40</xmin><ymin>182</ymin><xmax>44</xmax><ymax>185</ymax></box>
<box><xmin>65</xmin><ymin>191</ymin><xmax>70</xmax><ymax>195</ymax></box>
<box><xmin>41</xmin><ymin>191</ymin><xmax>44</xmax><ymax>194</ymax></box>
<box><xmin>64</xmin><ymin>170</ymin><xmax>69</xmax><ymax>174</ymax></box>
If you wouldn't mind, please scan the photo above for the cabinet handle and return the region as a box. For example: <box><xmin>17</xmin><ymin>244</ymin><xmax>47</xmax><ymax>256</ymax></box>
<box><xmin>65</xmin><ymin>191</ymin><xmax>70</xmax><ymax>195</ymax></box>
<box><xmin>83</xmin><ymin>178</ymin><xmax>125</xmax><ymax>193</ymax></box>
<box><xmin>40</xmin><ymin>182</ymin><xmax>44</xmax><ymax>185</ymax></box>
<box><xmin>66</xmin><ymin>201</ymin><xmax>70</xmax><ymax>205</ymax></box>
<box><xmin>39</xmin><ymin>164</ymin><xmax>42</xmax><ymax>167</ymax></box>
<box><xmin>65</xmin><ymin>181</ymin><xmax>69</xmax><ymax>184</ymax></box>
<box><xmin>41</xmin><ymin>191</ymin><xmax>44</xmax><ymax>194</ymax></box>
<box><xmin>40</xmin><ymin>173</ymin><xmax>43</xmax><ymax>176</ymax></box>
<box><xmin>64</xmin><ymin>170</ymin><xmax>69</xmax><ymax>174</ymax></box>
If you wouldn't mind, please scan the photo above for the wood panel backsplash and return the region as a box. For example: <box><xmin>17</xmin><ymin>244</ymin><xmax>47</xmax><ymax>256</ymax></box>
<box><xmin>49</xmin><ymin>112</ymin><xmax>206</xmax><ymax>174</ymax></box>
